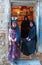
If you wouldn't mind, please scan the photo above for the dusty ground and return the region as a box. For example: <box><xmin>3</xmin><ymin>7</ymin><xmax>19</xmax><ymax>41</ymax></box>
<box><xmin>20</xmin><ymin>52</ymin><xmax>42</xmax><ymax>64</ymax></box>
<box><xmin>0</xmin><ymin>52</ymin><xmax>42</xmax><ymax>65</ymax></box>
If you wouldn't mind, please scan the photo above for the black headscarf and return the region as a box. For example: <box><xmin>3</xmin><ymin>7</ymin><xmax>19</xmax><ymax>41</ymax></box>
<box><xmin>29</xmin><ymin>20</ymin><xmax>37</xmax><ymax>42</ymax></box>
<box><xmin>11</xmin><ymin>18</ymin><xmax>18</xmax><ymax>30</ymax></box>
<box><xmin>21</xmin><ymin>16</ymin><xmax>30</xmax><ymax>38</ymax></box>
<box><xmin>29</xmin><ymin>20</ymin><xmax>36</xmax><ymax>29</ymax></box>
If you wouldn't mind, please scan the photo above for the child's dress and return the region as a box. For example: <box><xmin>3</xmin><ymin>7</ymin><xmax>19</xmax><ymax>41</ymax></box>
<box><xmin>8</xmin><ymin>27</ymin><xmax>20</xmax><ymax>62</ymax></box>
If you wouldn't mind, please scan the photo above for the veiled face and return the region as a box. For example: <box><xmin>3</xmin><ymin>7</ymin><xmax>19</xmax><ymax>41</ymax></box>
<box><xmin>30</xmin><ymin>22</ymin><xmax>33</xmax><ymax>27</ymax></box>
<box><xmin>12</xmin><ymin>22</ymin><xmax>17</xmax><ymax>28</ymax></box>
<box><xmin>25</xmin><ymin>17</ymin><xmax>28</xmax><ymax>21</ymax></box>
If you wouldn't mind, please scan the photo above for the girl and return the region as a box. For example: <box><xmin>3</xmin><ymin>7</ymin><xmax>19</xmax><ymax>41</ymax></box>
<box><xmin>21</xmin><ymin>21</ymin><xmax>37</xmax><ymax>57</ymax></box>
<box><xmin>21</xmin><ymin>16</ymin><xmax>30</xmax><ymax>55</ymax></box>
<box><xmin>8</xmin><ymin>17</ymin><xmax>20</xmax><ymax>65</ymax></box>
<box><xmin>26</xmin><ymin>21</ymin><xmax>37</xmax><ymax>55</ymax></box>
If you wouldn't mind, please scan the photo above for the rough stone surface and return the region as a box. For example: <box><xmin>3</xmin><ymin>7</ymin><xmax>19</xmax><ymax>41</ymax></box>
<box><xmin>0</xmin><ymin>0</ymin><xmax>42</xmax><ymax>65</ymax></box>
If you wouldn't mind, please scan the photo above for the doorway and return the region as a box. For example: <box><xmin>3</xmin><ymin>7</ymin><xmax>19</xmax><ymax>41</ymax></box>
<box><xmin>10</xmin><ymin>1</ymin><xmax>38</xmax><ymax>59</ymax></box>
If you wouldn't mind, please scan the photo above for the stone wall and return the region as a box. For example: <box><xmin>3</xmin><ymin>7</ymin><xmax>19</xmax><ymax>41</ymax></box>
<box><xmin>0</xmin><ymin>0</ymin><xmax>42</xmax><ymax>65</ymax></box>
<box><xmin>0</xmin><ymin>0</ymin><xmax>10</xmax><ymax>65</ymax></box>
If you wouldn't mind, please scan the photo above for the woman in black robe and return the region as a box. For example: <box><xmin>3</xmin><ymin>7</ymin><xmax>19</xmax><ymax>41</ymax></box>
<box><xmin>21</xmin><ymin>16</ymin><xmax>37</xmax><ymax>56</ymax></box>
<box><xmin>21</xmin><ymin>16</ymin><xmax>30</xmax><ymax>55</ymax></box>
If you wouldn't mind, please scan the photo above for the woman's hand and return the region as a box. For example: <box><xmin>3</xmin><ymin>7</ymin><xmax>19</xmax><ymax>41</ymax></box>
<box><xmin>26</xmin><ymin>37</ymin><xmax>29</xmax><ymax>40</ymax></box>
<box><xmin>28</xmin><ymin>38</ymin><xmax>31</xmax><ymax>41</ymax></box>
<box><xmin>12</xmin><ymin>38</ymin><xmax>17</xmax><ymax>42</ymax></box>
<box><xmin>26</xmin><ymin>37</ymin><xmax>31</xmax><ymax>41</ymax></box>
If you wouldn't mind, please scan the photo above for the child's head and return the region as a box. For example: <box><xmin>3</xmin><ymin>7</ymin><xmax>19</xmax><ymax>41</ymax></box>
<box><xmin>24</xmin><ymin>16</ymin><xmax>28</xmax><ymax>21</ymax></box>
<box><xmin>12</xmin><ymin>22</ymin><xmax>17</xmax><ymax>28</ymax></box>
<box><xmin>11</xmin><ymin>17</ymin><xmax>17</xmax><ymax>28</ymax></box>
<box><xmin>30</xmin><ymin>21</ymin><xmax>35</xmax><ymax>27</ymax></box>
<box><xmin>30</xmin><ymin>21</ymin><xmax>33</xmax><ymax>27</ymax></box>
